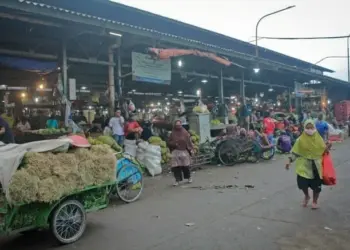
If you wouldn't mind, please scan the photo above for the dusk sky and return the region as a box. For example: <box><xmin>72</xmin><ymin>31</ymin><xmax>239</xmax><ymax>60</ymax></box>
<box><xmin>113</xmin><ymin>0</ymin><xmax>349</xmax><ymax>81</ymax></box>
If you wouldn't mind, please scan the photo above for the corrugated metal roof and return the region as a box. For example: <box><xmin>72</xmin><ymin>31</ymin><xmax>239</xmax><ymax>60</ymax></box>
<box><xmin>15</xmin><ymin>0</ymin><xmax>333</xmax><ymax>74</ymax></box>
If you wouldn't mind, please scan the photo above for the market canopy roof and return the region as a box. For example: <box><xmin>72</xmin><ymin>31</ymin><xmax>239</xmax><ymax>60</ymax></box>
<box><xmin>17</xmin><ymin>0</ymin><xmax>331</xmax><ymax>73</ymax></box>
<box><xmin>0</xmin><ymin>0</ymin><xmax>349</xmax><ymax>87</ymax></box>
<box><xmin>0</xmin><ymin>55</ymin><xmax>57</xmax><ymax>74</ymax></box>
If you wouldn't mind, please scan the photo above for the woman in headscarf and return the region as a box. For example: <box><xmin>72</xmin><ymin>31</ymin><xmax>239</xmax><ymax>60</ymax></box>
<box><xmin>286</xmin><ymin>119</ymin><xmax>329</xmax><ymax>209</ymax></box>
<box><xmin>168</xmin><ymin>120</ymin><xmax>194</xmax><ymax>186</ymax></box>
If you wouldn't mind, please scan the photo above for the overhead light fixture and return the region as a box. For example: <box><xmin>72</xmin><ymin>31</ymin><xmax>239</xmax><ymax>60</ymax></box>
<box><xmin>88</xmin><ymin>106</ymin><xmax>92</xmax><ymax>110</ymax></box>
<box><xmin>150</xmin><ymin>103</ymin><xmax>154</xmax><ymax>107</ymax></box>
<box><xmin>109</xmin><ymin>31</ymin><xmax>122</xmax><ymax>37</ymax></box>
<box><xmin>81</xmin><ymin>86</ymin><xmax>87</xmax><ymax>90</ymax></box>
<box><xmin>201</xmin><ymin>79</ymin><xmax>208</xmax><ymax>83</ymax></box>
<box><xmin>253</xmin><ymin>68</ymin><xmax>260</xmax><ymax>74</ymax></box>
<box><xmin>39</xmin><ymin>84</ymin><xmax>44</xmax><ymax>89</ymax></box>
<box><xmin>132</xmin><ymin>89</ymin><xmax>136</xmax><ymax>92</ymax></box>
<box><xmin>268</xmin><ymin>86</ymin><xmax>274</xmax><ymax>92</ymax></box>
<box><xmin>166</xmin><ymin>102</ymin><xmax>170</xmax><ymax>105</ymax></box>
<box><xmin>34</xmin><ymin>97</ymin><xmax>39</xmax><ymax>103</ymax></box>
<box><xmin>21</xmin><ymin>92</ymin><xmax>26</xmax><ymax>98</ymax></box>
<box><xmin>178</xmin><ymin>90</ymin><xmax>183</xmax><ymax>94</ymax></box>
<box><xmin>259</xmin><ymin>92</ymin><xmax>264</xmax><ymax>98</ymax></box>
<box><xmin>327</xmin><ymin>99</ymin><xmax>331</xmax><ymax>104</ymax></box>
<box><xmin>277</xmin><ymin>101</ymin><xmax>281</xmax><ymax>106</ymax></box>
<box><xmin>196</xmin><ymin>89</ymin><xmax>201</xmax><ymax>96</ymax></box>
<box><xmin>157</xmin><ymin>102</ymin><xmax>161</xmax><ymax>106</ymax></box>
<box><xmin>177</xmin><ymin>60</ymin><xmax>183</xmax><ymax>68</ymax></box>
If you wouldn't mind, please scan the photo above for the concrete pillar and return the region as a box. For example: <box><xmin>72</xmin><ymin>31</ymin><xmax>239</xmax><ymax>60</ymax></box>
<box><xmin>108</xmin><ymin>45</ymin><xmax>115</xmax><ymax>116</ymax></box>
<box><xmin>62</xmin><ymin>40</ymin><xmax>68</xmax><ymax>96</ymax></box>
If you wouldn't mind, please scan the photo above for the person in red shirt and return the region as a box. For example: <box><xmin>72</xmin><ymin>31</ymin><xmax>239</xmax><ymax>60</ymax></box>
<box><xmin>124</xmin><ymin>115</ymin><xmax>142</xmax><ymax>140</ymax></box>
<box><xmin>263</xmin><ymin>112</ymin><xmax>275</xmax><ymax>143</ymax></box>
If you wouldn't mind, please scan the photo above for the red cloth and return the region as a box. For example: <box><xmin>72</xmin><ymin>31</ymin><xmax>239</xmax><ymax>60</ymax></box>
<box><xmin>263</xmin><ymin>117</ymin><xmax>275</xmax><ymax>135</ymax></box>
<box><xmin>124</xmin><ymin>121</ymin><xmax>140</xmax><ymax>136</ymax></box>
<box><xmin>68</xmin><ymin>135</ymin><xmax>90</xmax><ymax>148</ymax></box>
<box><xmin>322</xmin><ymin>153</ymin><xmax>336</xmax><ymax>186</ymax></box>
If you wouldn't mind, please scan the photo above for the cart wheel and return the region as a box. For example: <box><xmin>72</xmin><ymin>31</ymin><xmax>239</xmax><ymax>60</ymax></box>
<box><xmin>51</xmin><ymin>200</ymin><xmax>86</xmax><ymax>245</ymax></box>
<box><xmin>116</xmin><ymin>163</ymin><xmax>143</xmax><ymax>203</ymax></box>
<box><xmin>218</xmin><ymin>141</ymin><xmax>239</xmax><ymax>166</ymax></box>
<box><xmin>261</xmin><ymin>148</ymin><xmax>275</xmax><ymax>160</ymax></box>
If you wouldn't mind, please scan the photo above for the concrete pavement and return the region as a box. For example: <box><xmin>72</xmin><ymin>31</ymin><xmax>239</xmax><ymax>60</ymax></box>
<box><xmin>1</xmin><ymin>142</ymin><xmax>350</xmax><ymax>250</ymax></box>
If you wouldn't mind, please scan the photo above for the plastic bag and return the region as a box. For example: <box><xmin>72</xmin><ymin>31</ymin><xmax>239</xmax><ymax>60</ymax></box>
<box><xmin>322</xmin><ymin>153</ymin><xmax>336</xmax><ymax>186</ymax></box>
<box><xmin>103</xmin><ymin>127</ymin><xmax>112</xmax><ymax>136</ymax></box>
<box><xmin>144</xmin><ymin>156</ymin><xmax>162</xmax><ymax>176</ymax></box>
<box><xmin>128</xmin><ymin>100</ymin><xmax>136</xmax><ymax>112</ymax></box>
<box><xmin>124</xmin><ymin>139</ymin><xmax>137</xmax><ymax>156</ymax></box>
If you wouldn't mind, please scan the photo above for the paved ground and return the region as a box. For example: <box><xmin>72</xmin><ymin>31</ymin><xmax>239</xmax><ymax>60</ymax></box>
<box><xmin>1</xmin><ymin>142</ymin><xmax>350</xmax><ymax>250</ymax></box>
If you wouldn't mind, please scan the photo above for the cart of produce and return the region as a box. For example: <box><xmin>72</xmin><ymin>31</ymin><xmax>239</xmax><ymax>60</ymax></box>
<box><xmin>14</xmin><ymin>128</ymin><xmax>69</xmax><ymax>144</ymax></box>
<box><xmin>0</xmin><ymin>137</ymin><xmax>144</xmax><ymax>244</ymax></box>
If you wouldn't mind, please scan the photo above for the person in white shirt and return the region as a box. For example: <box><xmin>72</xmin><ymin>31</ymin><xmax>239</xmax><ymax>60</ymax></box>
<box><xmin>109</xmin><ymin>109</ymin><xmax>125</xmax><ymax>145</ymax></box>
<box><xmin>16</xmin><ymin>116</ymin><xmax>31</xmax><ymax>132</ymax></box>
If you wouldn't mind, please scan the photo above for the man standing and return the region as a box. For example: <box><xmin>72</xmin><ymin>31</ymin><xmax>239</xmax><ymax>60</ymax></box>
<box><xmin>109</xmin><ymin>109</ymin><xmax>125</xmax><ymax>146</ymax></box>
<box><xmin>315</xmin><ymin>113</ymin><xmax>329</xmax><ymax>141</ymax></box>
<box><xmin>263</xmin><ymin>112</ymin><xmax>275</xmax><ymax>144</ymax></box>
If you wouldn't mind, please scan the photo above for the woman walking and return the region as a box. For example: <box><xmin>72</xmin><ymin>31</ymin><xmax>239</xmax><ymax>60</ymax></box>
<box><xmin>168</xmin><ymin>120</ymin><xmax>194</xmax><ymax>186</ymax></box>
<box><xmin>286</xmin><ymin>119</ymin><xmax>329</xmax><ymax>209</ymax></box>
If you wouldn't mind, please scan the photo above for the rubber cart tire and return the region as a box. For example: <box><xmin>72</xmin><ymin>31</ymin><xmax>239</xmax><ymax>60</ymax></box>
<box><xmin>51</xmin><ymin>200</ymin><xmax>86</xmax><ymax>245</ymax></box>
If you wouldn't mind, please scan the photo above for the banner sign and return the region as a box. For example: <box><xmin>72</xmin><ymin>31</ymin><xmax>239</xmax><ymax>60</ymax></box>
<box><xmin>132</xmin><ymin>52</ymin><xmax>171</xmax><ymax>84</ymax></box>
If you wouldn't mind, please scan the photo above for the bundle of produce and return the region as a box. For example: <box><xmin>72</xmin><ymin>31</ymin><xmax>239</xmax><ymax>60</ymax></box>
<box><xmin>88</xmin><ymin>135</ymin><xmax>123</xmax><ymax>153</ymax></box>
<box><xmin>148</xmin><ymin>136</ymin><xmax>171</xmax><ymax>164</ymax></box>
<box><xmin>192</xmin><ymin>102</ymin><xmax>209</xmax><ymax>113</ymax></box>
<box><xmin>189</xmin><ymin>130</ymin><xmax>200</xmax><ymax>154</ymax></box>
<box><xmin>36</xmin><ymin>128</ymin><xmax>67</xmax><ymax>135</ymax></box>
<box><xmin>210</xmin><ymin>119</ymin><xmax>221</xmax><ymax>126</ymax></box>
<box><xmin>8</xmin><ymin>145</ymin><xmax>116</xmax><ymax>204</ymax></box>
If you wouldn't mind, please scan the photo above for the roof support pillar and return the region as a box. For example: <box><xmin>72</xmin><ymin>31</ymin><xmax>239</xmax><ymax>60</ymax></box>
<box><xmin>218</xmin><ymin>69</ymin><xmax>228</xmax><ymax>124</ymax></box>
<box><xmin>62</xmin><ymin>40</ymin><xmax>68</xmax><ymax>97</ymax></box>
<box><xmin>108</xmin><ymin>45</ymin><xmax>116</xmax><ymax>116</ymax></box>
<box><xmin>117</xmin><ymin>47</ymin><xmax>122</xmax><ymax>103</ymax></box>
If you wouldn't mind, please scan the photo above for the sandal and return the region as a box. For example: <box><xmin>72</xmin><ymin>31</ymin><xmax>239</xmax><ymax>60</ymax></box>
<box><xmin>302</xmin><ymin>197</ymin><xmax>310</xmax><ymax>207</ymax></box>
<box><xmin>311</xmin><ymin>202</ymin><xmax>319</xmax><ymax>210</ymax></box>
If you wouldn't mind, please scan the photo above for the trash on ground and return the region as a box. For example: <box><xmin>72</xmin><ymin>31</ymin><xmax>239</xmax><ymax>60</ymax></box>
<box><xmin>185</xmin><ymin>222</ymin><xmax>195</xmax><ymax>227</ymax></box>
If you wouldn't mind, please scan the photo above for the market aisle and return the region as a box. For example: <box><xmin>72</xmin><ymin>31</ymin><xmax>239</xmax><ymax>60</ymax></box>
<box><xmin>1</xmin><ymin>142</ymin><xmax>350</xmax><ymax>250</ymax></box>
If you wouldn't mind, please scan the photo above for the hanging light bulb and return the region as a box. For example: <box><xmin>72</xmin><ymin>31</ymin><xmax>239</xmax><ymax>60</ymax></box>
<box><xmin>268</xmin><ymin>86</ymin><xmax>274</xmax><ymax>92</ymax></box>
<box><xmin>260</xmin><ymin>92</ymin><xmax>264</xmax><ymax>98</ymax></box>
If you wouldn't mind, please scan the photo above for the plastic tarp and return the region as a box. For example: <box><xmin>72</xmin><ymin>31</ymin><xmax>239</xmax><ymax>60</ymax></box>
<box><xmin>0</xmin><ymin>139</ymin><xmax>72</xmax><ymax>197</ymax></box>
<box><xmin>0</xmin><ymin>55</ymin><xmax>57</xmax><ymax>74</ymax></box>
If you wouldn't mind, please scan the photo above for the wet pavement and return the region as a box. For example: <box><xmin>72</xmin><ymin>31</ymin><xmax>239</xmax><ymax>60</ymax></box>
<box><xmin>1</xmin><ymin>141</ymin><xmax>350</xmax><ymax>250</ymax></box>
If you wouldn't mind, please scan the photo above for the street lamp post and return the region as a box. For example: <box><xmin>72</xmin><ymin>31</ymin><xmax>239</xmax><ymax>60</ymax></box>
<box><xmin>255</xmin><ymin>5</ymin><xmax>296</xmax><ymax>58</ymax></box>
<box><xmin>347</xmin><ymin>36</ymin><xmax>350</xmax><ymax>82</ymax></box>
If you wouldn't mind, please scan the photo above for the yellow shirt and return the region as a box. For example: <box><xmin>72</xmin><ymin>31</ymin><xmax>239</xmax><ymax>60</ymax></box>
<box><xmin>295</xmin><ymin>157</ymin><xmax>322</xmax><ymax>180</ymax></box>
<box><xmin>1</xmin><ymin>114</ymin><xmax>14</xmax><ymax>128</ymax></box>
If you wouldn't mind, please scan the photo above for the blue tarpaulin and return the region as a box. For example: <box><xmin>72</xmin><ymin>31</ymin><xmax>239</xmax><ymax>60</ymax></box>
<box><xmin>0</xmin><ymin>55</ymin><xmax>57</xmax><ymax>74</ymax></box>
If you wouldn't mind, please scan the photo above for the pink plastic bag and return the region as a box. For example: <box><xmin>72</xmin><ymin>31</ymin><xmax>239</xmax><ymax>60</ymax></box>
<box><xmin>322</xmin><ymin>153</ymin><xmax>336</xmax><ymax>186</ymax></box>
